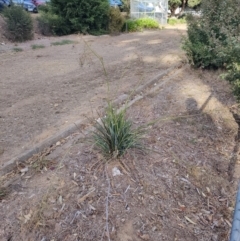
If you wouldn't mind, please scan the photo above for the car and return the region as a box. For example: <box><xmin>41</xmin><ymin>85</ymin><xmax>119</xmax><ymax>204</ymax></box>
<box><xmin>11</xmin><ymin>0</ymin><xmax>37</xmax><ymax>12</ymax></box>
<box><xmin>32</xmin><ymin>0</ymin><xmax>48</xmax><ymax>7</ymax></box>
<box><xmin>0</xmin><ymin>0</ymin><xmax>10</xmax><ymax>10</ymax></box>
<box><xmin>109</xmin><ymin>0</ymin><xmax>122</xmax><ymax>7</ymax></box>
<box><xmin>24</xmin><ymin>0</ymin><xmax>37</xmax><ymax>12</ymax></box>
<box><xmin>0</xmin><ymin>0</ymin><xmax>11</xmax><ymax>6</ymax></box>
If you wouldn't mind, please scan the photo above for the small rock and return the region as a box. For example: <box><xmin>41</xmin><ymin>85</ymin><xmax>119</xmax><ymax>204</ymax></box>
<box><xmin>121</xmin><ymin>219</ymin><xmax>125</xmax><ymax>223</ymax></box>
<box><xmin>211</xmin><ymin>234</ymin><xmax>218</xmax><ymax>241</ymax></box>
<box><xmin>20</xmin><ymin>167</ymin><xmax>28</xmax><ymax>173</ymax></box>
<box><xmin>152</xmin><ymin>226</ymin><xmax>157</xmax><ymax>232</ymax></box>
<box><xmin>43</xmin><ymin>210</ymin><xmax>53</xmax><ymax>218</ymax></box>
<box><xmin>140</xmin><ymin>234</ymin><xmax>150</xmax><ymax>240</ymax></box>
<box><xmin>112</xmin><ymin>167</ymin><xmax>122</xmax><ymax>177</ymax></box>
<box><xmin>55</xmin><ymin>223</ymin><xmax>61</xmax><ymax>232</ymax></box>
<box><xmin>58</xmin><ymin>195</ymin><xmax>63</xmax><ymax>204</ymax></box>
<box><xmin>56</xmin><ymin>141</ymin><xmax>61</xmax><ymax>146</ymax></box>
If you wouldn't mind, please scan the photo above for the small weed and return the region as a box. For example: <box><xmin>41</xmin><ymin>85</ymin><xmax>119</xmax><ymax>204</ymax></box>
<box><xmin>13</xmin><ymin>47</ymin><xmax>23</xmax><ymax>52</ymax></box>
<box><xmin>31</xmin><ymin>156</ymin><xmax>54</xmax><ymax>172</ymax></box>
<box><xmin>92</xmin><ymin>103</ymin><xmax>145</xmax><ymax>159</ymax></box>
<box><xmin>88</xmin><ymin>29</ymin><xmax>110</xmax><ymax>36</ymax></box>
<box><xmin>0</xmin><ymin>187</ymin><xmax>8</xmax><ymax>200</ymax></box>
<box><xmin>189</xmin><ymin>138</ymin><xmax>198</xmax><ymax>144</ymax></box>
<box><xmin>31</xmin><ymin>44</ymin><xmax>45</xmax><ymax>50</ymax></box>
<box><xmin>51</xmin><ymin>39</ymin><xmax>75</xmax><ymax>46</ymax></box>
<box><xmin>168</xmin><ymin>17</ymin><xmax>186</xmax><ymax>25</ymax></box>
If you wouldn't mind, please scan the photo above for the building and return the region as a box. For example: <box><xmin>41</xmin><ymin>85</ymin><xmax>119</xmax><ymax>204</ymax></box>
<box><xmin>130</xmin><ymin>0</ymin><xmax>168</xmax><ymax>25</ymax></box>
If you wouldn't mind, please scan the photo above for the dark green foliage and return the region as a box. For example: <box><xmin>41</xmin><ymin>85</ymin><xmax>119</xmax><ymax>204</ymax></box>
<box><xmin>183</xmin><ymin>0</ymin><xmax>240</xmax><ymax>68</ymax></box>
<box><xmin>88</xmin><ymin>29</ymin><xmax>110</xmax><ymax>36</ymax></box>
<box><xmin>168</xmin><ymin>0</ymin><xmax>181</xmax><ymax>15</ymax></box>
<box><xmin>183</xmin><ymin>0</ymin><xmax>240</xmax><ymax>99</ymax></box>
<box><xmin>121</xmin><ymin>0</ymin><xmax>130</xmax><ymax>13</ymax></box>
<box><xmin>188</xmin><ymin>0</ymin><xmax>201</xmax><ymax>8</ymax></box>
<box><xmin>124</xmin><ymin>18</ymin><xmax>159</xmax><ymax>32</ymax></box>
<box><xmin>92</xmin><ymin>104</ymin><xmax>144</xmax><ymax>159</ymax></box>
<box><xmin>37</xmin><ymin>3</ymin><xmax>73</xmax><ymax>35</ymax></box>
<box><xmin>47</xmin><ymin>0</ymin><xmax>110</xmax><ymax>35</ymax></box>
<box><xmin>37</xmin><ymin>12</ymin><xmax>70</xmax><ymax>36</ymax></box>
<box><xmin>2</xmin><ymin>6</ymin><xmax>33</xmax><ymax>41</ymax></box>
<box><xmin>109</xmin><ymin>7</ymin><xmax>124</xmax><ymax>34</ymax></box>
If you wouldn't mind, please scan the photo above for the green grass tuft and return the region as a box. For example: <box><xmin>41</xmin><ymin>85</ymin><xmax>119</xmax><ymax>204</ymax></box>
<box><xmin>92</xmin><ymin>104</ymin><xmax>145</xmax><ymax>159</ymax></box>
<box><xmin>51</xmin><ymin>39</ymin><xmax>75</xmax><ymax>46</ymax></box>
<box><xmin>12</xmin><ymin>47</ymin><xmax>23</xmax><ymax>52</ymax></box>
<box><xmin>31</xmin><ymin>44</ymin><xmax>45</xmax><ymax>50</ymax></box>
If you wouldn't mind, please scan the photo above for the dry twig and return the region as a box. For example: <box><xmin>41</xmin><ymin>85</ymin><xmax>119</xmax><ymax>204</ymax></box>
<box><xmin>103</xmin><ymin>164</ymin><xmax>111</xmax><ymax>241</ymax></box>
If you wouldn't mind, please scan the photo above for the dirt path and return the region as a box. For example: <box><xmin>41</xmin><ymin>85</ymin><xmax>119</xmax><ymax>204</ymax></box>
<box><xmin>0</xmin><ymin>29</ymin><xmax>185</xmax><ymax>167</ymax></box>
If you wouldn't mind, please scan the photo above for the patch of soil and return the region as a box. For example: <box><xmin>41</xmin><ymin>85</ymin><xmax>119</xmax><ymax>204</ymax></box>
<box><xmin>0</xmin><ymin>66</ymin><xmax>238</xmax><ymax>241</ymax></box>
<box><xmin>0</xmin><ymin>28</ymin><xmax>184</xmax><ymax>167</ymax></box>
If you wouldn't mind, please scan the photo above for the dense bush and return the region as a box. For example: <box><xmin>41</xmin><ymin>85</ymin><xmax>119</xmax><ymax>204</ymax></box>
<box><xmin>183</xmin><ymin>0</ymin><xmax>240</xmax><ymax>69</ymax></box>
<box><xmin>2</xmin><ymin>6</ymin><xmax>33</xmax><ymax>41</ymax></box>
<box><xmin>108</xmin><ymin>7</ymin><xmax>124</xmax><ymax>34</ymax></box>
<box><xmin>37</xmin><ymin>12</ymin><xmax>69</xmax><ymax>36</ymax></box>
<box><xmin>37</xmin><ymin>0</ymin><xmax>110</xmax><ymax>35</ymax></box>
<box><xmin>124</xmin><ymin>18</ymin><xmax>159</xmax><ymax>32</ymax></box>
<box><xmin>183</xmin><ymin>0</ymin><xmax>240</xmax><ymax>99</ymax></box>
<box><xmin>46</xmin><ymin>0</ymin><xmax>110</xmax><ymax>35</ymax></box>
<box><xmin>121</xmin><ymin>0</ymin><xmax>130</xmax><ymax>13</ymax></box>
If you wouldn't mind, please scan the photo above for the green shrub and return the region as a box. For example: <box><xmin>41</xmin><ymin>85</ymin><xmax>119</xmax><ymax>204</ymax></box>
<box><xmin>45</xmin><ymin>0</ymin><xmax>110</xmax><ymax>35</ymax></box>
<box><xmin>232</xmin><ymin>79</ymin><xmax>240</xmax><ymax>101</ymax></box>
<box><xmin>183</xmin><ymin>0</ymin><xmax>240</xmax><ymax>100</ymax></box>
<box><xmin>168</xmin><ymin>17</ymin><xmax>186</xmax><ymax>25</ymax></box>
<box><xmin>37</xmin><ymin>12</ymin><xmax>69</xmax><ymax>36</ymax></box>
<box><xmin>124</xmin><ymin>19</ymin><xmax>141</xmax><ymax>32</ymax></box>
<box><xmin>136</xmin><ymin>18</ymin><xmax>159</xmax><ymax>28</ymax></box>
<box><xmin>92</xmin><ymin>104</ymin><xmax>144</xmax><ymax>158</ymax></box>
<box><xmin>182</xmin><ymin>0</ymin><xmax>240</xmax><ymax>69</ymax></box>
<box><xmin>225</xmin><ymin>62</ymin><xmax>240</xmax><ymax>100</ymax></box>
<box><xmin>109</xmin><ymin>7</ymin><xmax>124</xmax><ymax>34</ymax></box>
<box><xmin>124</xmin><ymin>18</ymin><xmax>159</xmax><ymax>32</ymax></box>
<box><xmin>121</xmin><ymin>0</ymin><xmax>130</xmax><ymax>13</ymax></box>
<box><xmin>2</xmin><ymin>6</ymin><xmax>33</xmax><ymax>42</ymax></box>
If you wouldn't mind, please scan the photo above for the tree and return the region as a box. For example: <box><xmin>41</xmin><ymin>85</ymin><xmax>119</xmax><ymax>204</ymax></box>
<box><xmin>187</xmin><ymin>0</ymin><xmax>201</xmax><ymax>8</ymax></box>
<box><xmin>49</xmin><ymin>0</ymin><xmax>110</xmax><ymax>34</ymax></box>
<box><xmin>168</xmin><ymin>0</ymin><xmax>181</xmax><ymax>16</ymax></box>
<box><xmin>121</xmin><ymin>0</ymin><xmax>130</xmax><ymax>13</ymax></box>
<box><xmin>168</xmin><ymin>0</ymin><xmax>202</xmax><ymax>16</ymax></box>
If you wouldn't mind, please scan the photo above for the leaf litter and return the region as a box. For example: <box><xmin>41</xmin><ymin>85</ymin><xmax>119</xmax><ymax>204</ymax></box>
<box><xmin>0</xmin><ymin>66</ymin><xmax>239</xmax><ymax>241</ymax></box>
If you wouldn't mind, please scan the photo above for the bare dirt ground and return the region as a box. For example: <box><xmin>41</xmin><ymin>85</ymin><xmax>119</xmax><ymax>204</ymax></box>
<box><xmin>0</xmin><ymin>25</ymin><xmax>185</xmax><ymax>167</ymax></box>
<box><xmin>0</xmin><ymin>64</ymin><xmax>238</xmax><ymax>241</ymax></box>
